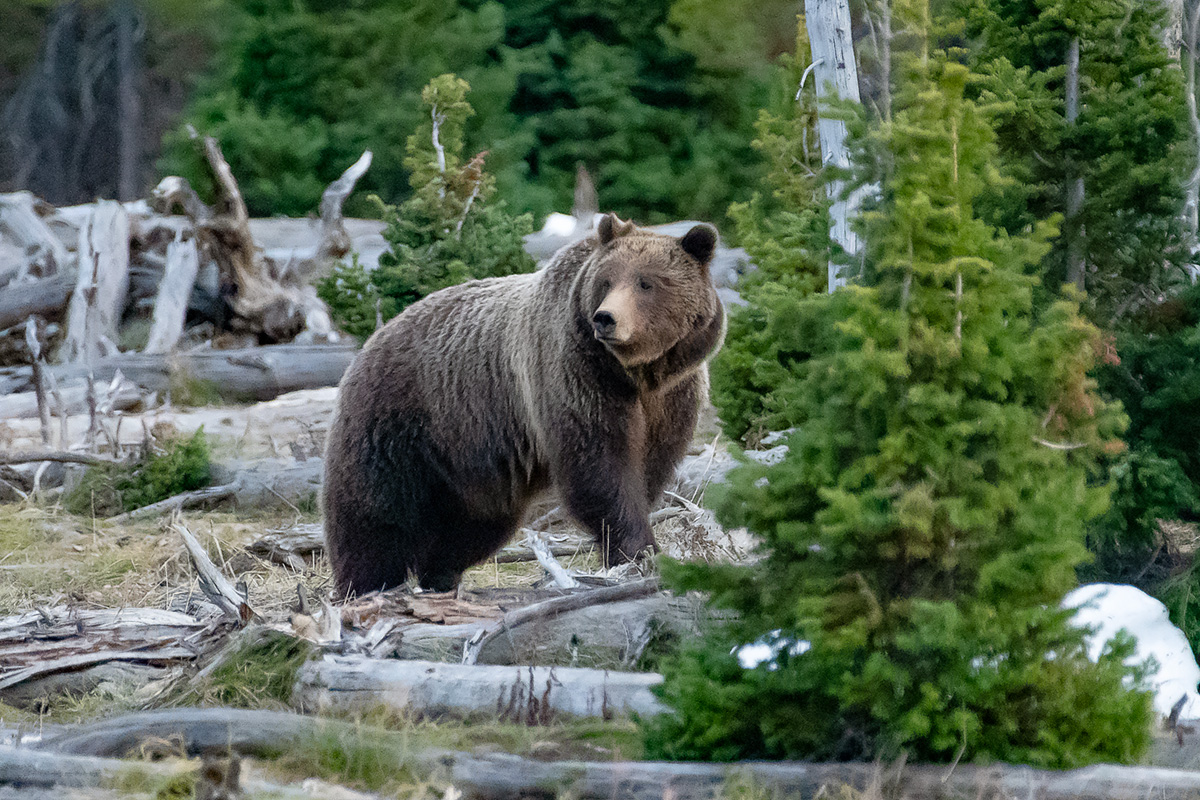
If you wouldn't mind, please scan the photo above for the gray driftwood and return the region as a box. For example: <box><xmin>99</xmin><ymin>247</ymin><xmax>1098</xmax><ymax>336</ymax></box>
<box><xmin>293</xmin><ymin>657</ymin><xmax>666</xmax><ymax>721</ymax></box>
<box><xmin>0</xmin><ymin>272</ymin><xmax>76</xmax><ymax>331</ymax></box>
<box><xmin>143</xmin><ymin>232</ymin><xmax>200</xmax><ymax>354</ymax></box>
<box><xmin>0</xmin><ymin>607</ymin><xmax>211</xmax><ymax>705</ymax></box>
<box><xmin>62</xmin><ymin>201</ymin><xmax>130</xmax><ymax>364</ymax></box>
<box><xmin>0</xmin><ymin>192</ymin><xmax>69</xmax><ymax>280</ymax></box>
<box><xmin>29</xmin><ymin>707</ymin><xmax>1200</xmax><ymax>800</ymax></box>
<box><xmin>0</xmin><ymin>343</ymin><xmax>357</xmax><ymax>400</ymax></box>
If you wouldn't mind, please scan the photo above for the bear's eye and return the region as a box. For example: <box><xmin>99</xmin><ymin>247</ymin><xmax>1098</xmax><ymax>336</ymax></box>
<box><xmin>638</xmin><ymin>277</ymin><xmax>654</xmax><ymax>292</ymax></box>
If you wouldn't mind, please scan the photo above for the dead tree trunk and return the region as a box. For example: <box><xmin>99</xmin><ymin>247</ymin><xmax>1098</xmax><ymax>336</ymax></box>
<box><xmin>805</xmin><ymin>0</ymin><xmax>867</xmax><ymax>291</ymax></box>
<box><xmin>1183</xmin><ymin>0</ymin><xmax>1200</xmax><ymax>281</ymax></box>
<box><xmin>0</xmin><ymin>272</ymin><xmax>76</xmax><ymax>330</ymax></box>
<box><xmin>62</xmin><ymin>201</ymin><xmax>130</xmax><ymax>364</ymax></box>
<box><xmin>143</xmin><ymin>232</ymin><xmax>199</xmax><ymax>353</ymax></box>
<box><xmin>1065</xmin><ymin>35</ymin><xmax>1086</xmax><ymax>292</ymax></box>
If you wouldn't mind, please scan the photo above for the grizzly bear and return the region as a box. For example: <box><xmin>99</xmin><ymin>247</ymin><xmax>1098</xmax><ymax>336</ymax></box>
<box><xmin>323</xmin><ymin>213</ymin><xmax>724</xmax><ymax>595</ymax></box>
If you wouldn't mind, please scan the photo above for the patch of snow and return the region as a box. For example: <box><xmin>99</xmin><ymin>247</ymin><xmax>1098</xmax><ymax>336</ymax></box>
<box><xmin>735</xmin><ymin>629</ymin><xmax>811</xmax><ymax>670</ymax></box>
<box><xmin>1064</xmin><ymin>583</ymin><xmax>1200</xmax><ymax>716</ymax></box>
<box><xmin>745</xmin><ymin>444</ymin><xmax>788</xmax><ymax>466</ymax></box>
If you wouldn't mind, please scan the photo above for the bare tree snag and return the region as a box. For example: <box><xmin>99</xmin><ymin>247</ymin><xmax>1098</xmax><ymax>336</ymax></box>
<box><xmin>143</xmin><ymin>232</ymin><xmax>200</xmax><ymax>354</ymax></box>
<box><xmin>24</xmin><ymin>318</ymin><xmax>51</xmax><ymax>445</ymax></box>
<box><xmin>294</xmin><ymin>657</ymin><xmax>666</xmax><ymax>721</ymax></box>
<box><xmin>296</xmin><ymin>150</ymin><xmax>373</xmax><ymax>280</ymax></box>
<box><xmin>1183</xmin><ymin>0</ymin><xmax>1200</xmax><ymax>280</ymax></box>
<box><xmin>62</xmin><ymin>201</ymin><xmax>131</xmax><ymax>364</ymax></box>
<box><xmin>0</xmin><ymin>192</ymin><xmax>69</xmax><ymax>279</ymax></box>
<box><xmin>1065</xmin><ymin>35</ymin><xmax>1086</xmax><ymax>292</ymax></box>
<box><xmin>804</xmin><ymin>0</ymin><xmax>867</xmax><ymax>291</ymax></box>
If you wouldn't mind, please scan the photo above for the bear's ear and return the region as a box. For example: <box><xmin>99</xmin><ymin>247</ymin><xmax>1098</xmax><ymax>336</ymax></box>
<box><xmin>598</xmin><ymin>213</ymin><xmax>635</xmax><ymax>245</ymax></box>
<box><xmin>680</xmin><ymin>224</ymin><xmax>717</xmax><ymax>264</ymax></box>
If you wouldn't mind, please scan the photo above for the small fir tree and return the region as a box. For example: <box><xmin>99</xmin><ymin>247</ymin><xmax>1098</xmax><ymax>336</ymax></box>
<box><xmin>647</xmin><ymin>40</ymin><xmax>1153</xmax><ymax>766</ymax></box>
<box><xmin>712</xmin><ymin>21</ymin><xmax>830</xmax><ymax>443</ymax></box>
<box><xmin>318</xmin><ymin>74</ymin><xmax>534</xmax><ymax>338</ymax></box>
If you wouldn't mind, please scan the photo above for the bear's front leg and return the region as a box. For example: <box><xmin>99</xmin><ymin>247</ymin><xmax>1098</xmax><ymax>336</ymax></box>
<box><xmin>556</xmin><ymin>431</ymin><xmax>658</xmax><ymax>566</ymax></box>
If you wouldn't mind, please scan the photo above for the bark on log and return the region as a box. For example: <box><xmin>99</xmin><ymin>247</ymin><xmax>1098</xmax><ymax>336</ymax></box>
<box><xmin>0</xmin><ymin>343</ymin><xmax>357</xmax><ymax>401</ymax></box>
<box><xmin>0</xmin><ymin>272</ymin><xmax>76</xmax><ymax>331</ymax></box>
<box><xmin>294</xmin><ymin>657</ymin><xmax>666</xmax><ymax>721</ymax></box>
<box><xmin>143</xmin><ymin>233</ymin><xmax>200</xmax><ymax>354</ymax></box>
<box><xmin>62</xmin><ymin>202</ymin><xmax>131</xmax><ymax>364</ymax></box>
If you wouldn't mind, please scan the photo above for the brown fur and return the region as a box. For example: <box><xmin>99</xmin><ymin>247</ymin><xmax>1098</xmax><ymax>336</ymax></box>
<box><xmin>323</xmin><ymin>213</ymin><xmax>724</xmax><ymax>594</ymax></box>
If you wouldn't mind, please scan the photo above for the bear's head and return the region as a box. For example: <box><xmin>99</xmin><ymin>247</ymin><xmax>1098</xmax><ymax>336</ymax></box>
<box><xmin>578</xmin><ymin>213</ymin><xmax>720</xmax><ymax>368</ymax></box>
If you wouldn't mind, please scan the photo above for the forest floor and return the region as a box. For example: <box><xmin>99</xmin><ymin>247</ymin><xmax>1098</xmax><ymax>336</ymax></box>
<box><xmin>1</xmin><ymin>392</ymin><xmax>1199</xmax><ymax>798</ymax></box>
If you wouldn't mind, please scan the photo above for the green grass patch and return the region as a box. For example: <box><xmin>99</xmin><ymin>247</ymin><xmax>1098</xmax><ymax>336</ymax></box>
<box><xmin>64</xmin><ymin>428</ymin><xmax>212</xmax><ymax>517</ymax></box>
<box><xmin>190</xmin><ymin>630</ymin><xmax>314</xmax><ymax>708</ymax></box>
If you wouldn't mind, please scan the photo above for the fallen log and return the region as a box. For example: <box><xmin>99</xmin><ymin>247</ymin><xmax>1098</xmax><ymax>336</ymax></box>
<box><xmin>176</xmin><ymin>522</ymin><xmax>260</xmax><ymax>623</ymax></box>
<box><xmin>0</xmin><ymin>376</ymin><xmax>141</xmax><ymax>420</ymax></box>
<box><xmin>0</xmin><ymin>607</ymin><xmax>212</xmax><ymax>705</ymax></box>
<box><xmin>108</xmin><ymin>482</ymin><xmax>238</xmax><ymax>522</ymax></box>
<box><xmin>0</xmin><ymin>271</ymin><xmax>76</xmax><ymax>330</ymax></box>
<box><xmin>0</xmin><ymin>451</ymin><xmax>119</xmax><ymax>467</ymax></box>
<box><xmin>0</xmin><ymin>747</ymin><xmax>182</xmax><ymax>789</ymax></box>
<box><xmin>0</xmin><ymin>343</ymin><xmax>357</xmax><ymax>401</ymax></box>
<box><xmin>36</xmin><ymin>707</ymin><xmax>337</xmax><ymax>758</ymax></box>
<box><xmin>0</xmin><ymin>192</ymin><xmax>70</xmax><ymax>279</ymax></box>
<box><xmin>463</xmin><ymin>578</ymin><xmax>661</xmax><ymax>665</ymax></box>
<box><xmin>32</xmin><ymin>707</ymin><xmax>1200</xmax><ymax>800</ymax></box>
<box><xmin>293</xmin><ymin>657</ymin><xmax>666</xmax><ymax>721</ymax></box>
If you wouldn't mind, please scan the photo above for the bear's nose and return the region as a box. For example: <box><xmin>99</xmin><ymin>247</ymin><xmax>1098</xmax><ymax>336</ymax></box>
<box><xmin>592</xmin><ymin>310</ymin><xmax>617</xmax><ymax>339</ymax></box>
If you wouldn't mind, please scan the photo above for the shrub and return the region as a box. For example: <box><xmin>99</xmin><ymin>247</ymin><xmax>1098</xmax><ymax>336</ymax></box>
<box><xmin>64</xmin><ymin>429</ymin><xmax>212</xmax><ymax>517</ymax></box>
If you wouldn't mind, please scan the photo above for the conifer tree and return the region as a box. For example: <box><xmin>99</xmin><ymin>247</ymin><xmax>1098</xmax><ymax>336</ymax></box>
<box><xmin>960</xmin><ymin>0</ymin><xmax>1191</xmax><ymax>319</ymax></box>
<box><xmin>318</xmin><ymin>75</ymin><xmax>534</xmax><ymax>339</ymax></box>
<box><xmin>646</xmin><ymin>27</ymin><xmax>1153</xmax><ymax>766</ymax></box>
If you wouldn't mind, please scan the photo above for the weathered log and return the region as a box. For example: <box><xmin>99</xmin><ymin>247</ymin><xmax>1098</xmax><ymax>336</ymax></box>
<box><xmin>427</xmin><ymin>753</ymin><xmax>1200</xmax><ymax>800</ymax></box>
<box><xmin>0</xmin><ymin>343</ymin><xmax>357</xmax><ymax>401</ymax></box>
<box><xmin>464</xmin><ymin>578</ymin><xmax>661</xmax><ymax>665</ymax></box>
<box><xmin>62</xmin><ymin>202</ymin><xmax>131</xmax><ymax>364</ymax></box>
<box><xmin>143</xmin><ymin>232</ymin><xmax>200</xmax><ymax>354</ymax></box>
<box><xmin>0</xmin><ymin>747</ymin><xmax>181</xmax><ymax>789</ymax></box>
<box><xmin>0</xmin><ymin>192</ymin><xmax>70</xmax><ymax>279</ymax></box>
<box><xmin>294</xmin><ymin>657</ymin><xmax>666</xmax><ymax>721</ymax></box>
<box><xmin>37</xmin><ymin>708</ymin><xmax>336</xmax><ymax>758</ymax></box>
<box><xmin>474</xmin><ymin>593</ymin><xmax>712</xmax><ymax>667</ymax></box>
<box><xmin>32</xmin><ymin>707</ymin><xmax>1200</xmax><ymax>800</ymax></box>
<box><xmin>109</xmin><ymin>482</ymin><xmax>238</xmax><ymax>522</ymax></box>
<box><xmin>0</xmin><ymin>450</ymin><xmax>119</xmax><ymax>467</ymax></box>
<box><xmin>0</xmin><ymin>607</ymin><xmax>211</xmax><ymax>702</ymax></box>
<box><xmin>0</xmin><ymin>376</ymin><xmax>141</xmax><ymax>420</ymax></box>
<box><xmin>0</xmin><ymin>272</ymin><xmax>76</xmax><ymax>331</ymax></box>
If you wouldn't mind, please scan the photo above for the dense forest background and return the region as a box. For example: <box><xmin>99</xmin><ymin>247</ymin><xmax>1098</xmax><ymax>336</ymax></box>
<box><xmin>0</xmin><ymin>0</ymin><xmax>797</xmax><ymax>223</ymax></box>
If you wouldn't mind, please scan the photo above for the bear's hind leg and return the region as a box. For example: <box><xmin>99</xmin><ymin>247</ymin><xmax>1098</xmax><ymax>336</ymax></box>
<box><xmin>414</xmin><ymin>511</ymin><xmax>520</xmax><ymax>591</ymax></box>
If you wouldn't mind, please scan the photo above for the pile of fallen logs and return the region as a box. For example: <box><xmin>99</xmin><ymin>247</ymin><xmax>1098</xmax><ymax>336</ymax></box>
<box><xmin>0</xmin><ymin>134</ymin><xmax>374</xmax><ymax>425</ymax></box>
